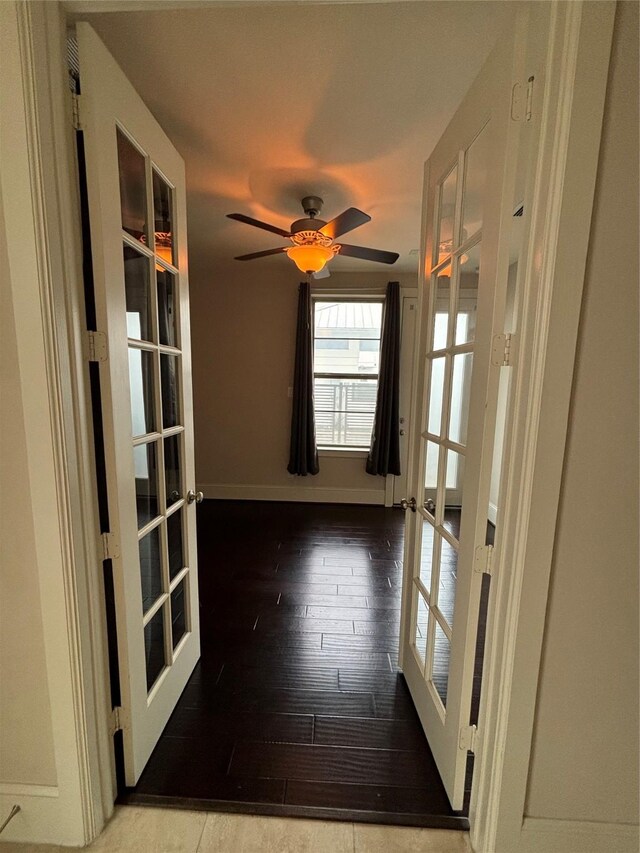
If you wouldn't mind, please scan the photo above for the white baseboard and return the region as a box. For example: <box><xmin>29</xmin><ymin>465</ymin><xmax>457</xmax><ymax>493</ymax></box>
<box><xmin>518</xmin><ymin>817</ymin><xmax>639</xmax><ymax>853</ymax></box>
<box><xmin>488</xmin><ymin>501</ymin><xmax>498</xmax><ymax>526</ymax></box>
<box><xmin>0</xmin><ymin>786</ymin><xmax>74</xmax><ymax>845</ymax></box>
<box><xmin>198</xmin><ymin>483</ymin><xmax>386</xmax><ymax>506</ymax></box>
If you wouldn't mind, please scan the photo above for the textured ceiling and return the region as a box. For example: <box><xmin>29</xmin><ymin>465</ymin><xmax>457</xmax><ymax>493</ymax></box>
<box><xmin>78</xmin><ymin>1</ymin><xmax>513</xmax><ymax>276</ymax></box>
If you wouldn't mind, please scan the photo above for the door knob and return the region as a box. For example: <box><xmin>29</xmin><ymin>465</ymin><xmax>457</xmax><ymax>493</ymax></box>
<box><xmin>400</xmin><ymin>497</ymin><xmax>417</xmax><ymax>512</ymax></box>
<box><xmin>187</xmin><ymin>489</ymin><xmax>204</xmax><ymax>504</ymax></box>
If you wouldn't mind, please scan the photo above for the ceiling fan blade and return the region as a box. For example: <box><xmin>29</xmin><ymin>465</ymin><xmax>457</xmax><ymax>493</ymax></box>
<box><xmin>234</xmin><ymin>247</ymin><xmax>288</xmax><ymax>261</ymax></box>
<box><xmin>319</xmin><ymin>207</ymin><xmax>371</xmax><ymax>239</ymax></box>
<box><xmin>338</xmin><ymin>244</ymin><xmax>399</xmax><ymax>264</ymax></box>
<box><xmin>227</xmin><ymin>213</ymin><xmax>291</xmax><ymax>238</ymax></box>
<box><xmin>313</xmin><ymin>266</ymin><xmax>331</xmax><ymax>280</ymax></box>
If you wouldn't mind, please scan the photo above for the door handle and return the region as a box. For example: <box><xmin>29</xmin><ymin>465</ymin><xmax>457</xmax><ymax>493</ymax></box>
<box><xmin>400</xmin><ymin>497</ymin><xmax>417</xmax><ymax>512</ymax></box>
<box><xmin>187</xmin><ymin>489</ymin><xmax>204</xmax><ymax>504</ymax></box>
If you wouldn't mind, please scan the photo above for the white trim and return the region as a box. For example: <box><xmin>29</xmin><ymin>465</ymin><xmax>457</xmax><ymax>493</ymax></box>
<box><xmin>199</xmin><ymin>483</ymin><xmax>385</xmax><ymax>505</ymax></box>
<box><xmin>470</xmin><ymin>3</ymin><xmax>616</xmax><ymax>851</ymax></box>
<box><xmin>318</xmin><ymin>448</ymin><xmax>369</xmax><ymax>458</ymax></box>
<box><xmin>487</xmin><ymin>501</ymin><xmax>498</xmax><ymax>526</ymax></box>
<box><xmin>518</xmin><ymin>818</ymin><xmax>639</xmax><ymax>853</ymax></box>
<box><xmin>0</xmin><ymin>784</ymin><xmax>59</xmax><ymax>800</ymax></box>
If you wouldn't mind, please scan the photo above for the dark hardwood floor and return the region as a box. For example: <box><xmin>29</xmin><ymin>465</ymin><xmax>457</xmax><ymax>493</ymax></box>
<box><xmin>121</xmin><ymin>500</ymin><xmax>478</xmax><ymax>829</ymax></box>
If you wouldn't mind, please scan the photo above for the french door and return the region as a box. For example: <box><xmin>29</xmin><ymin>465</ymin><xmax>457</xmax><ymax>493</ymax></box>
<box><xmin>399</xmin><ymin>19</ymin><xmax>526</xmax><ymax>809</ymax></box>
<box><xmin>78</xmin><ymin>23</ymin><xmax>201</xmax><ymax>785</ymax></box>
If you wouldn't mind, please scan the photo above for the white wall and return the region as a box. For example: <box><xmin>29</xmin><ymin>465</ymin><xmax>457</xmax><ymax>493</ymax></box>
<box><xmin>190</xmin><ymin>261</ymin><xmax>417</xmax><ymax>503</ymax></box>
<box><xmin>524</xmin><ymin>0</ymin><xmax>639</xmax><ymax>835</ymax></box>
<box><xmin>0</xmin><ymin>158</ymin><xmax>58</xmax><ymax>790</ymax></box>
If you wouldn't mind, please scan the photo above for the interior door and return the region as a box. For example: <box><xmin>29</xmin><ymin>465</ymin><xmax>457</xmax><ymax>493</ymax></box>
<box><xmin>78</xmin><ymin>23</ymin><xmax>201</xmax><ymax>785</ymax></box>
<box><xmin>399</xmin><ymin>20</ymin><xmax>524</xmax><ymax>809</ymax></box>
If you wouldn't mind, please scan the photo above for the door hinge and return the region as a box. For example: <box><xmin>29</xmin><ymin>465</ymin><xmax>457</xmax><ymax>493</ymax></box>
<box><xmin>84</xmin><ymin>330</ymin><xmax>108</xmax><ymax>363</ymax></box>
<box><xmin>459</xmin><ymin>724</ymin><xmax>478</xmax><ymax>753</ymax></box>
<box><xmin>101</xmin><ymin>531</ymin><xmax>120</xmax><ymax>561</ymax></box>
<box><xmin>71</xmin><ymin>91</ymin><xmax>82</xmax><ymax>130</ymax></box>
<box><xmin>491</xmin><ymin>333</ymin><xmax>516</xmax><ymax>367</ymax></box>
<box><xmin>511</xmin><ymin>76</ymin><xmax>534</xmax><ymax>122</ymax></box>
<box><xmin>110</xmin><ymin>706</ymin><xmax>123</xmax><ymax>735</ymax></box>
<box><xmin>474</xmin><ymin>544</ymin><xmax>494</xmax><ymax>576</ymax></box>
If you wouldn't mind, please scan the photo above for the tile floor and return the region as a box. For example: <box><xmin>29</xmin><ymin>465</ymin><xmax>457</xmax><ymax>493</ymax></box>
<box><xmin>1</xmin><ymin>806</ymin><xmax>472</xmax><ymax>852</ymax></box>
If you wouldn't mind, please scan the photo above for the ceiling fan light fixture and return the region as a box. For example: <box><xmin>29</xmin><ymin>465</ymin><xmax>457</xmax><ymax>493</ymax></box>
<box><xmin>286</xmin><ymin>244</ymin><xmax>337</xmax><ymax>274</ymax></box>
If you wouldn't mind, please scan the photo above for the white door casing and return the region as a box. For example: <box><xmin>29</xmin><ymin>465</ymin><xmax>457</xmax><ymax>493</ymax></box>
<box><xmin>77</xmin><ymin>22</ymin><xmax>200</xmax><ymax>785</ymax></box>
<box><xmin>399</xmin><ymin>13</ymin><xmax>527</xmax><ymax>810</ymax></box>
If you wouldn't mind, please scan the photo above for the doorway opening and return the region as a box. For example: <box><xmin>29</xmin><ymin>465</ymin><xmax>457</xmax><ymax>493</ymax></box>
<box><xmin>117</xmin><ymin>500</ymin><xmax>469</xmax><ymax>829</ymax></box>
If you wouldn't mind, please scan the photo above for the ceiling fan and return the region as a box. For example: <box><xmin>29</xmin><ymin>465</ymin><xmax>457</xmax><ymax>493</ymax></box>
<box><xmin>226</xmin><ymin>196</ymin><xmax>399</xmax><ymax>278</ymax></box>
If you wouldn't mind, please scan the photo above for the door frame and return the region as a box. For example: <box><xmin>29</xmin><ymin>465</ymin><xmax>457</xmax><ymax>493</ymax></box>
<box><xmin>3</xmin><ymin>0</ymin><xmax>614</xmax><ymax>847</ymax></box>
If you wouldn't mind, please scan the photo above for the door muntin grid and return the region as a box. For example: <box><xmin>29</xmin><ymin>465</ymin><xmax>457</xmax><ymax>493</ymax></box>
<box><xmin>410</xmin><ymin>121</ymin><xmax>488</xmax><ymax>714</ymax></box>
<box><xmin>119</xmin><ymin>125</ymin><xmax>191</xmax><ymax>696</ymax></box>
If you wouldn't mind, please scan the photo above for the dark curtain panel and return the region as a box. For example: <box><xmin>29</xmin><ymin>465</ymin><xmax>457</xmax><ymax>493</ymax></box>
<box><xmin>367</xmin><ymin>281</ymin><xmax>401</xmax><ymax>476</ymax></box>
<box><xmin>287</xmin><ymin>281</ymin><xmax>319</xmax><ymax>476</ymax></box>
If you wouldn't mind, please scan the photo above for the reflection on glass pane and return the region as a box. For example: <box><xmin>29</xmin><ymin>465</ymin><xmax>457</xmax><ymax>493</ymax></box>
<box><xmin>157</xmin><ymin>268</ymin><xmax>178</xmax><ymax>347</ymax></box>
<box><xmin>129</xmin><ymin>348</ymin><xmax>156</xmax><ymax>437</ymax></box>
<box><xmin>144</xmin><ymin>605</ymin><xmax>166</xmax><ymax>692</ymax></box>
<box><xmin>134</xmin><ymin>442</ymin><xmax>159</xmax><ymax>528</ymax></box>
<box><xmin>449</xmin><ymin>353</ymin><xmax>473</xmax><ymax>446</ymax></box>
<box><xmin>171</xmin><ymin>579</ymin><xmax>187</xmax><ymax>649</ymax></box>
<box><xmin>167</xmin><ymin>508</ymin><xmax>184</xmax><ymax>581</ymax></box>
<box><xmin>432</xmin><ymin>620</ymin><xmax>451</xmax><ymax>708</ymax></box>
<box><xmin>462</xmin><ymin>123</ymin><xmax>490</xmax><ymax>240</ymax></box>
<box><xmin>314</xmin><ymin>302</ymin><xmax>383</xmax><ymax>339</ymax></box>
<box><xmin>314</xmin><ymin>377</ymin><xmax>377</xmax><ymax>447</ymax></box>
<box><xmin>153</xmin><ymin>170</ymin><xmax>174</xmax><ymax>266</ymax></box>
<box><xmin>437</xmin><ymin>165</ymin><xmax>458</xmax><ymax>265</ymax></box>
<box><xmin>437</xmin><ymin>537</ymin><xmax>459</xmax><ymax>628</ymax></box>
<box><xmin>124</xmin><ymin>246</ymin><xmax>152</xmax><ymax>341</ymax></box>
<box><xmin>160</xmin><ymin>354</ymin><xmax>180</xmax><ymax>428</ymax></box>
<box><xmin>419</xmin><ymin>522</ymin><xmax>438</xmax><ymax>597</ymax></box>
<box><xmin>424</xmin><ymin>440</ymin><xmax>440</xmax><ymax>497</ymax></box>
<box><xmin>164</xmin><ymin>434</ymin><xmax>182</xmax><ymax>505</ymax></box>
<box><xmin>456</xmin><ymin>243</ymin><xmax>480</xmax><ymax>344</ymax></box>
<box><xmin>427</xmin><ymin>357</ymin><xmax>446</xmax><ymax>436</ymax></box>
<box><xmin>117</xmin><ymin>129</ymin><xmax>147</xmax><ymax>245</ymax></box>
<box><xmin>314</xmin><ymin>339</ymin><xmax>380</xmax><ymax>375</ymax></box>
<box><xmin>432</xmin><ymin>268</ymin><xmax>451</xmax><ymax>350</ymax></box>
<box><xmin>446</xmin><ymin>450</ymin><xmax>464</xmax><ymax>492</ymax></box>
<box><xmin>139</xmin><ymin>525</ymin><xmax>162</xmax><ymax>612</ymax></box>
<box><xmin>414</xmin><ymin>593</ymin><xmax>429</xmax><ymax>670</ymax></box>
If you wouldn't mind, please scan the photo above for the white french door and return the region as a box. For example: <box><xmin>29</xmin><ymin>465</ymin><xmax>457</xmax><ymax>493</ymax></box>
<box><xmin>399</xmin><ymin>19</ymin><xmax>525</xmax><ymax>809</ymax></box>
<box><xmin>78</xmin><ymin>23</ymin><xmax>200</xmax><ymax>785</ymax></box>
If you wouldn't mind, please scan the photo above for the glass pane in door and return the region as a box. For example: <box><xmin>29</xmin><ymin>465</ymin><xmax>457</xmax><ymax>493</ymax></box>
<box><xmin>129</xmin><ymin>348</ymin><xmax>156</xmax><ymax>437</ymax></box>
<box><xmin>160</xmin><ymin>354</ymin><xmax>180</xmax><ymax>428</ymax></box>
<box><xmin>152</xmin><ymin>170</ymin><xmax>175</xmax><ymax>266</ymax></box>
<box><xmin>456</xmin><ymin>242</ymin><xmax>481</xmax><ymax>344</ymax></box>
<box><xmin>414</xmin><ymin>594</ymin><xmax>430</xmax><ymax>669</ymax></box>
<box><xmin>432</xmin><ymin>621</ymin><xmax>451</xmax><ymax>708</ymax></box>
<box><xmin>117</xmin><ymin>129</ymin><xmax>148</xmax><ymax>245</ymax></box>
<box><xmin>461</xmin><ymin>122</ymin><xmax>490</xmax><ymax>240</ymax></box>
<box><xmin>133</xmin><ymin>441</ymin><xmax>159</xmax><ymax>528</ymax></box>
<box><xmin>144</xmin><ymin>606</ymin><xmax>166</xmax><ymax>691</ymax></box>
<box><xmin>437</xmin><ymin>165</ymin><xmax>458</xmax><ymax>264</ymax></box>
<box><xmin>167</xmin><ymin>508</ymin><xmax>184</xmax><ymax>580</ymax></box>
<box><xmin>432</xmin><ymin>268</ymin><xmax>451</xmax><ymax>349</ymax></box>
<box><xmin>449</xmin><ymin>353</ymin><xmax>473</xmax><ymax>445</ymax></box>
<box><xmin>437</xmin><ymin>537</ymin><xmax>459</xmax><ymax>628</ymax></box>
<box><xmin>164</xmin><ymin>434</ymin><xmax>182</xmax><ymax>506</ymax></box>
<box><xmin>124</xmin><ymin>246</ymin><xmax>153</xmax><ymax>341</ymax></box>
<box><xmin>171</xmin><ymin>580</ymin><xmax>187</xmax><ymax>649</ymax></box>
<box><xmin>157</xmin><ymin>268</ymin><xmax>178</xmax><ymax>347</ymax></box>
<box><xmin>419</xmin><ymin>522</ymin><xmax>438</xmax><ymax>596</ymax></box>
<box><xmin>139</xmin><ymin>525</ymin><xmax>163</xmax><ymax>612</ymax></box>
<box><xmin>427</xmin><ymin>357</ymin><xmax>446</xmax><ymax>436</ymax></box>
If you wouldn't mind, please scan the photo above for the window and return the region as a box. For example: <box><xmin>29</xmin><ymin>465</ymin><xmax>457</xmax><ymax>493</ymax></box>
<box><xmin>313</xmin><ymin>300</ymin><xmax>383</xmax><ymax>448</ymax></box>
